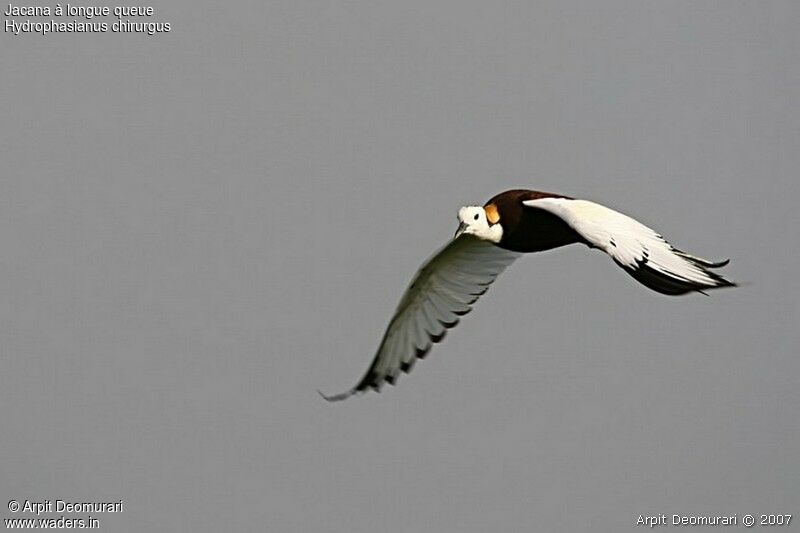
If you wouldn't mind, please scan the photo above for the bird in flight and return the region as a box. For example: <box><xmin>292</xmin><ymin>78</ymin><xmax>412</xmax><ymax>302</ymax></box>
<box><xmin>321</xmin><ymin>189</ymin><xmax>735</xmax><ymax>401</ymax></box>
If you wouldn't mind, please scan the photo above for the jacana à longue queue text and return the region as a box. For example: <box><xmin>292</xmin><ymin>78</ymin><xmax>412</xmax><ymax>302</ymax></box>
<box><xmin>321</xmin><ymin>189</ymin><xmax>736</xmax><ymax>401</ymax></box>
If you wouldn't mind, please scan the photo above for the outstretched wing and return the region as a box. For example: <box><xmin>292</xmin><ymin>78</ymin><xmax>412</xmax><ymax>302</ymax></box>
<box><xmin>523</xmin><ymin>197</ymin><xmax>736</xmax><ymax>295</ymax></box>
<box><xmin>321</xmin><ymin>235</ymin><xmax>520</xmax><ymax>401</ymax></box>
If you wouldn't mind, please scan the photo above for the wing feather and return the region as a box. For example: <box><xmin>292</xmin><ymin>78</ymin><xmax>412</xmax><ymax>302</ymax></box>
<box><xmin>321</xmin><ymin>235</ymin><xmax>519</xmax><ymax>401</ymax></box>
<box><xmin>523</xmin><ymin>198</ymin><xmax>736</xmax><ymax>295</ymax></box>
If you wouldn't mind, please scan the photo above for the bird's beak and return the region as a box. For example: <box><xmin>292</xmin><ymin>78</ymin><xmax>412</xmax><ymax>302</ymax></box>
<box><xmin>454</xmin><ymin>222</ymin><xmax>467</xmax><ymax>239</ymax></box>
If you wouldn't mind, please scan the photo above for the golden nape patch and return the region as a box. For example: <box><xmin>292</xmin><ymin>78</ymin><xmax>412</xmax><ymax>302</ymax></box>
<box><xmin>485</xmin><ymin>204</ymin><xmax>500</xmax><ymax>225</ymax></box>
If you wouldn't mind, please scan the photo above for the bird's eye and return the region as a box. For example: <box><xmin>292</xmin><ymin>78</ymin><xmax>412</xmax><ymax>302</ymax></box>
<box><xmin>474</xmin><ymin>213</ymin><xmax>480</xmax><ymax>220</ymax></box>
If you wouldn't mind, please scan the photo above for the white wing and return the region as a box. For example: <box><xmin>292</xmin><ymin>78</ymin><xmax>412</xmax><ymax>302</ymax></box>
<box><xmin>322</xmin><ymin>235</ymin><xmax>520</xmax><ymax>401</ymax></box>
<box><xmin>523</xmin><ymin>197</ymin><xmax>735</xmax><ymax>295</ymax></box>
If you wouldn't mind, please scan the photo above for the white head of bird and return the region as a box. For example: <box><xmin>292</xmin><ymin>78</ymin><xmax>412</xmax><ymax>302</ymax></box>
<box><xmin>454</xmin><ymin>205</ymin><xmax>503</xmax><ymax>243</ymax></box>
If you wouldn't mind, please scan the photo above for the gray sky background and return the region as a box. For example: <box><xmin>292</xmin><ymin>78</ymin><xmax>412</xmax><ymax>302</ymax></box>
<box><xmin>1</xmin><ymin>2</ymin><xmax>798</xmax><ymax>531</ymax></box>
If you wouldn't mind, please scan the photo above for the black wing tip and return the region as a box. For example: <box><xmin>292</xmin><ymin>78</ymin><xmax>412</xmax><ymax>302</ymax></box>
<box><xmin>694</xmin><ymin>257</ymin><xmax>731</xmax><ymax>270</ymax></box>
<box><xmin>322</xmin><ymin>342</ymin><xmax>436</xmax><ymax>402</ymax></box>
<box><xmin>322</xmin><ymin>311</ymin><xmax>475</xmax><ymax>401</ymax></box>
<box><xmin>416</xmin><ymin>344</ymin><xmax>432</xmax><ymax>359</ymax></box>
<box><xmin>692</xmin><ymin>276</ymin><xmax>737</xmax><ymax>295</ymax></box>
<box><xmin>674</xmin><ymin>251</ymin><xmax>732</xmax><ymax>269</ymax></box>
<box><xmin>693</xmin><ymin>276</ymin><xmax>737</xmax><ymax>296</ymax></box>
<box><xmin>622</xmin><ymin>255</ymin><xmax>738</xmax><ymax>296</ymax></box>
<box><xmin>429</xmin><ymin>330</ymin><xmax>447</xmax><ymax>344</ymax></box>
<box><xmin>690</xmin><ymin>257</ymin><xmax>737</xmax><ymax>291</ymax></box>
<box><xmin>318</xmin><ymin>388</ymin><xmax>358</xmax><ymax>402</ymax></box>
<box><xmin>713</xmin><ymin>277</ymin><xmax>737</xmax><ymax>288</ymax></box>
